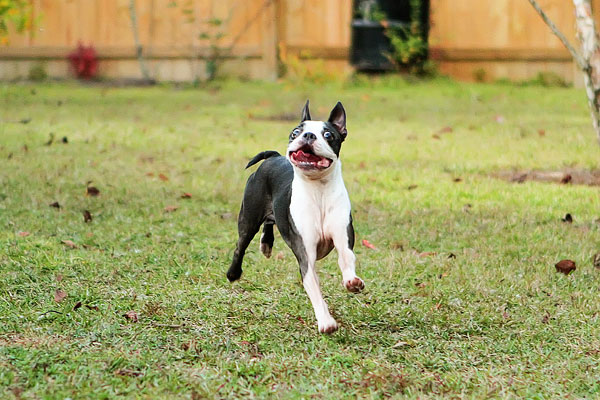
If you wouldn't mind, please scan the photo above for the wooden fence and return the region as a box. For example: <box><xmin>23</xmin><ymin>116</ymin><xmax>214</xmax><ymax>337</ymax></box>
<box><xmin>0</xmin><ymin>0</ymin><xmax>596</xmax><ymax>83</ymax></box>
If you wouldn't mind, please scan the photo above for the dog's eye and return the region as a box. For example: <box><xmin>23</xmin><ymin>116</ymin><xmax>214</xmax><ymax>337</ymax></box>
<box><xmin>290</xmin><ymin>129</ymin><xmax>301</xmax><ymax>139</ymax></box>
<box><xmin>323</xmin><ymin>131</ymin><xmax>332</xmax><ymax>140</ymax></box>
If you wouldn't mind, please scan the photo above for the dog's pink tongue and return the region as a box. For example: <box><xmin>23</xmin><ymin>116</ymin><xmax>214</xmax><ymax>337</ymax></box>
<box><xmin>295</xmin><ymin>150</ymin><xmax>320</xmax><ymax>162</ymax></box>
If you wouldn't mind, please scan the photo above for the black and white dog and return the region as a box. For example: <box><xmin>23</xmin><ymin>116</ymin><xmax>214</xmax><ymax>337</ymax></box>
<box><xmin>227</xmin><ymin>101</ymin><xmax>364</xmax><ymax>333</ymax></box>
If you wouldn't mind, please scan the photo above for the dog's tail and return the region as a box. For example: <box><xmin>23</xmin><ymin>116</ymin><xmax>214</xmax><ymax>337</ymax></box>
<box><xmin>245</xmin><ymin>150</ymin><xmax>281</xmax><ymax>169</ymax></box>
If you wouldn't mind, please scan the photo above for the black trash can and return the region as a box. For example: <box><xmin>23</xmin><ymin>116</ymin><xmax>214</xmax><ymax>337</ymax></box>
<box><xmin>350</xmin><ymin>0</ymin><xmax>429</xmax><ymax>71</ymax></box>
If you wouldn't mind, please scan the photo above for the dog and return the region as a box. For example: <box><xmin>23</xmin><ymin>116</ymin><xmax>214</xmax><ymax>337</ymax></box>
<box><xmin>227</xmin><ymin>100</ymin><xmax>364</xmax><ymax>333</ymax></box>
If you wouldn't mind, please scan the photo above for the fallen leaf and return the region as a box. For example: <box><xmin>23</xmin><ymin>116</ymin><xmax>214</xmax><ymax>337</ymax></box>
<box><xmin>54</xmin><ymin>289</ymin><xmax>67</xmax><ymax>303</ymax></box>
<box><xmin>18</xmin><ymin>231</ymin><xmax>30</xmax><ymax>237</ymax></box>
<box><xmin>418</xmin><ymin>252</ymin><xmax>436</xmax><ymax>257</ymax></box>
<box><xmin>49</xmin><ymin>201</ymin><xmax>61</xmax><ymax>209</ymax></box>
<box><xmin>86</xmin><ymin>304</ymin><xmax>100</xmax><ymax>311</ymax></box>
<box><xmin>164</xmin><ymin>205</ymin><xmax>178</xmax><ymax>212</ymax></box>
<box><xmin>592</xmin><ymin>253</ymin><xmax>600</xmax><ymax>269</ymax></box>
<box><xmin>415</xmin><ymin>282</ymin><xmax>427</xmax><ymax>288</ymax></box>
<box><xmin>538</xmin><ymin>129</ymin><xmax>546</xmax><ymax>137</ymax></box>
<box><xmin>61</xmin><ymin>240</ymin><xmax>77</xmax><ymax>249</ymax></box>
<box><xmin>362</xmin><ymin>239</ymin><xmax>376</xmax><ymax>250</ymax></box>
<box><xmin>494</xmin><ymin>115</ymin><xmax>505</xmax><ymax>124</ymax></box>
<box><xmin>86</xmin><ymin>186</ymin><xmax>100</xmax><ymax>196</ymax></box>
<box><xmin>407</xmin><ymin>184</ymin><xmax>418</xmax><ymax>190</ymax></box>
<box><xmin>391</xmin><ymin>242</ymin><xmax>404</xmax><ymax>251</ymax></box>
<box><xmin>453</xmin><ymin>177</ymin><xmax>463</xmax><ymax>182</ymax></box>
<box><xmin>275</xmin><ymin>252</ymin><xmax>285</xmax><ymax>260</ymax></box>
<box><xmin>115</xmin><ymin>369</ymin><xmax>143</xmax><ymax>377</ymax></box>
<box><xmin>542</xmin><ymin>312</ymin><xmax>550</xmax><ymax>324</ymax></box>
<box><xmin>56</xmin><ymin>274</ymin><xmax>63</xmax><ymax>282</ymax></box>
<box><xmin>73</xmin><ymin>301</ymin><xmax>82</xmax><ymax>311</ymax></box>
<box><xmin>45</xmin><ymin>133</ymin><xmax>55</xmax><ymax>146</ymax></box>
<box><xmin>22</xmin><ymin>144</ymin><xmax>28</xmax><ymax>152</ymax></box>
<box><xmin>447</xmin><ymin>253</ymin><xmax>457</xmax><ymax>259</ymax></box>
<box><xmin>555</xmin><ymin>259</ymin><xmax>576</xmax><ymax>275</ymax></box>
<box><xmin>158</xmin><ymin>173</ymin><xmax>169</xmax><ymax>181</ymax></box>
<box><xmin>61</xmin><ymin>136</ymin><xmax>68</xmax><ymax>144</ymax></box>
<box><xmin>181</xmin><ymin>192</ymin><xmax>192</xmax><ymax>199</ymax></box>
<box><xmin>502</xmin><ymin>311</ymin><xmax>510</xmax><ymax>320</ymax></box>
<box><xmin>358</xmin><ymin>161</ymin><xmax>367</xmax><ymax>169</ymax></box>
<box><xmin>220</xmin><ymin>212</ymin><xmax>233</xmax><ymax>219</ymax></box>
<box><xmin>431</xmin><ymin>134</ymin><xmax>441</xmax><ymax>140</ymax></box>
<box><xmin>560</xmin><ymin>174</ymin><xmax>572</xmax><ymax>184</ymax></box>
<box><xmin>83</xmin><ymin>210</ymin><xmax>92</xmax><ymax>223</ymax></box>
<box><xmin>512</xmin><ymin>173</ymin><xmax>527</xmax><ymax>183</ymax></box>
<box><xmin>392</xmin><ymin>341</ymin><xmax>409</xmax><ymax>348</ymax></box>
<box><xmin>146</xmin><ymin>172</ymin><xmax>154</xmax><ymax>177</ymax></box>
<box><xmin>437</xmin><ymin>126</ymin><xmax>453</xmax><ymax>134</ymax></box>
<box><xmin>124</xmin><ymin>310</ymin><xmax>138</xmax><ymax>322</ymax></box>
<box><xmin>561</xmin><ymin>213</ymin><xmax>573</xmax><ymax>223</ymax></box>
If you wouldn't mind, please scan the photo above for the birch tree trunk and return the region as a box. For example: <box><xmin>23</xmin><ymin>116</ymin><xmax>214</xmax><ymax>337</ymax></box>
<box><xmin>573</xmin><ymin>0</ymin><xmax>600</xmax><ymax>144</ymax></box>
<box><xmin>128</xmin><ymin>0</ymin><xmax>152</xmax><ymax>82</ymax></box>
<box><xmin>528</xmin><ymin>0</ymin><xmax>600</xmax><ymax>145</ymax></box>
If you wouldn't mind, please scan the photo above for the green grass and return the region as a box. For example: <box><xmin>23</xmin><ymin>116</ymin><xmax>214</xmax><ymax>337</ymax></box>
<box><xmin>1</xmin><ymin>77</ymin><xmax>600</xmax><ymax>399</ymax></box>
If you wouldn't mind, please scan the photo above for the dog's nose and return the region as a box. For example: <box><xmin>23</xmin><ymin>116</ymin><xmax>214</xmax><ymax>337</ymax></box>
<box><xmin>303</xmin><ymin>132</ymin><xmax>316</xmax><ymax>143</ymax></box>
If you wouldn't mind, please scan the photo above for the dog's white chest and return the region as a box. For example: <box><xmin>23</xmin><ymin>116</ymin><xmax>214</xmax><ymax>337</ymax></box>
<box><xmin>289</xmin><ymin>164</ymin><xmax>351</xmax><ymax>251</ymax></box>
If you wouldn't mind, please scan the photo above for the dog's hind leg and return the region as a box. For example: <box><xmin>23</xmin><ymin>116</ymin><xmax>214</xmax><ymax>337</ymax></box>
<box><xmin>259</xmin><ymin>219</ymin><xmax>275</xmax><ymax>258</ymax></box>
<box><xmin>227</xmin><ymin>203</ymin><xmax>262</xmax><ymax>282</ymax></box>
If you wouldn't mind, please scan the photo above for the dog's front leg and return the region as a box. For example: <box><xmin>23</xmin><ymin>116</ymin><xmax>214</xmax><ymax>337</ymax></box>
<box><xmin>331</xmin><ymin>219</ymin><xmax>365</xmax><ymax>293</ymax></box>
<box><xmin>302</xmin><ymin>260</ymin><xmax>338</xmax><ymax>334</ymax></box>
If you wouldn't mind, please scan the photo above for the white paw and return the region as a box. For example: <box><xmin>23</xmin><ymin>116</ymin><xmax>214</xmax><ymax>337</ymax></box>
<box><xmin>318</xmin><ymin>316</ymin><xmax>338</xmax><ymax>334</ymax></box>
<box><xmin>343</xmin><ymin>276</ymin><xmax>365</xmax><ymax>293</ymax></box>
<box><xmin>260</xmin><ymin>242</ymin><xmax>272</xmax><ymax>258</ymax></box>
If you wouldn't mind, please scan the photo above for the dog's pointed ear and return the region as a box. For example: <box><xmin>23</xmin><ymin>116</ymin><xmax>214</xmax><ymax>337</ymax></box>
<box><xmin>328</xmin><ymin>102</ymin><xmax>347</xmax><ymax>140</ymax></box>
<box><xmin>301</xmin><ymin>100</ymin><xmax>311</xmax><ymax>122</ymax></box>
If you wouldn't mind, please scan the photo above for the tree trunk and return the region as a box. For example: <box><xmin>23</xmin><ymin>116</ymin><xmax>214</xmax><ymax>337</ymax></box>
<box><xmin>573</xmin><ymin>0</ymin><xmax>600</xmax><ymax>145</ymax></box>
<box><xmin>128</xmin><ymin>0</ymin><xmax>152</xmax><ymax>82</ymax></box>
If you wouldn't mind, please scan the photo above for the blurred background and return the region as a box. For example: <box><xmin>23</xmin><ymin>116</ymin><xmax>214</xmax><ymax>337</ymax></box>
<box><xmin>0</xmin><ymin>0</ymin><xmax>592</xmax><ymax>85</ymax></box>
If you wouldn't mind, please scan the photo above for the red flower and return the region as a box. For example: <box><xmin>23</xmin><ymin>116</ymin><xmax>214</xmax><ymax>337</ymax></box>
<box><xmin>68</xmin><ymin>43</ymin><xmax>98</xmax><ymax>79</ymax></box>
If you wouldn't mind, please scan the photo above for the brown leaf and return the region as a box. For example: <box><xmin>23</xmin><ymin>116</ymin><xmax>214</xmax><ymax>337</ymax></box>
<box><xmin>437</xmin><ymin>126</ymin><xmax>453</xmax><ymax>134</ymax></box>
<box><xmin>18</xmin><ymin>231</ymin><xmax>30</xmax><ymax>237</ymax></box>
<box><xmin>560</xmin><ymin>174</ymin><xmax>572</xmax><ymax>184</ymax></box>
<box><xmin>86</xmin><ymin>186</ymin><xmax>100</xmax><ymax>196</ymax></box>
<box><xmin>124</xmin><ymin>310</ymin><xmax>138</xmax><ymax>322</ymax></box>
<box><xmin>275</xmin><ymin>252</ymin><xmax>285</xmax><ymax>260</ymax></box>
<box><xmin>447</xmin><ymin>253</ymin><xmax>457</xmax><ymax>259</ymax></box>
<box><xmin>56</xmin><ymin>274</ymin><xmax>63</xmax><ymax>282</ymax></box>
<box><xmin>86</xmin><ymin>304</ymin><xmax>100</xmax><ymax>311</ymax></box>
<box><xmin>538</xmin><ymin>129</ymin><xmax>546</xmax><ymax>137</ymax></box>
<box><xmin>73</xmin><ymin>301</ymin><xmax>82</xmax><ymax>311</ymax></box>
<box><xmin>358</xmin><ymin>161</ymin><xmax>367</xmax><ymax>169</ymax></box>
<box><xmin>61</xmin><ymin>240</ymin><xmax>77</xmax><ymax>249</ymax></box>
<box><xmin>561</xmin><ymin>213</ymin><xmax>573</xmax><ymax>223</ymax></box>
<box><xmin>555</xmin><ymin>259</ymin><xmax>576</xmax><ymax>275</ymax></box>
<box><xmin>54</xmin><ymin>289</ymin><xmax>67</xmax><ymax>303</ymax></box>
<box><xmin>362</xmin><ymin>239</ymin><xmax>376</xmax><ymax>250</ymax></box>
<box><xmin>115</xmin><ymin>369</ymin><xmax>143</xmax><ymax>377</ymax></box>
<box><xmin>83</xmin><ymin>210</ymin><xmax>92</xmax><ymax>223</ymax></box>
<box><xmin>164</xmin><ymin>205</ymin><xmax>178</xmax><ymax>213</ymax></box>
<box><xmin>453</xmin><ymin>177</ymin><xmax>463</xmax><ymax>183</ymax></box>
<box><xmin>49</xmin><ymin>201</ymin><xmax>61</xmax><ymax>209</ymax></box>
<box><xmin>542</xmin><ymin>312</ymin><xmax>550</xmax><ymax>324</ymax></box>
<box><xmin>494</xmin><ymin>115</ymin><xmax>505</xmax><ymax>124</ymax></box>
<box><xmin>431</xmin><ymin>134</ymin><xmax>441</xmax><ymax>140</ymax></box>
<box><xmin>181</xmin><ymin>192</ymin><xmax>192</xmax><ymax>199</ymax></box>
<box><xmin>418</xmin><ymin>252</ymin><xmax>436</xmax><ymax>258</ymax></box>
<box><xmin>392</xmin><ymin>341</ymin><xmax>409</xmax><ymax>348</ymax></box>
<box><xmin>146</xmin><ymin>172</ymin><xmax>154</xmax><ymax>177</ymax></box>
<box><xmin>220</xmin><ymin>212</ymin><xmax>233</xmax><ymax>219</ymax></box>
<box><xmin>407</xmin><ymin>184</ymin><xmax>418</xmax><ymax>190</ymax></box>
<box><xmin>592</xmin><ymin>253</ymin><xmax>600</xmax><ymax>269</ymax></box>
<box><xmin>415</xmin><ymin>282</ymin><xmax>427</xmax><ymax>288</ymax></box>
<box><xmin>158</xmin><ymin>173</ymin><xmax>169</xmax><ymax>181</ymax></box>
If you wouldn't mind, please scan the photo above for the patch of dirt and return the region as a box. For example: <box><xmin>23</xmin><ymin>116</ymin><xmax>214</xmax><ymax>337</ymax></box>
<box><xmin>494</xmin><ymin>169</ymin><xmax>600</xmax><ymax>186</ymax></box>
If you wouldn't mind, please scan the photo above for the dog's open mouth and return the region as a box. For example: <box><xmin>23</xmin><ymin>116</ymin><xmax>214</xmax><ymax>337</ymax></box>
<box><xmin>289</xmin><ymin>147</ymin><xmax>332</xmax><ymax>170</ymax></box>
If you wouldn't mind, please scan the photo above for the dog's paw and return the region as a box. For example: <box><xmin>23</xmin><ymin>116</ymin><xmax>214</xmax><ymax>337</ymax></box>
<box><xmin>318</xmin><ymin>317</ymin><xmax>338</xmax><ymax>334</ymax></box>
<box><xmin>344</xmin><ymin>277</ymin><xmax>365</xmax><ymax>293</ymax></box>
<box><xmin>226</xmin><ymin>267</ymin><xmax>243</xmax><ymax>282</ymax></box>
<box><xmin>260</xmin><ymin>242</ymin><xmax>272</xmax><ymax>258</ymax></box>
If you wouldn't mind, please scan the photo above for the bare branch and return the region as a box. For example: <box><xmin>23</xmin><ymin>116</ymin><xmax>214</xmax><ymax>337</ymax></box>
<box><xmin>527</xmin><ymin>0</ymin><xmax>587</xmax><ymax>70</ymax></box>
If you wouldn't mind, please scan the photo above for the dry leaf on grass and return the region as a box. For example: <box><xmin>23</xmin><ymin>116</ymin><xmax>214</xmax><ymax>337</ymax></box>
<box><xmin>83</xmin><ymin>210</ymin><xmax>93</xmax><ymax>223</ymax></box>
<box><xmin>86</xmin><ymin>186</ymin><xmax>100</xmax><ymax>196</ymax></box>
<box><xmin>158</xmin><ymin>173</ymin><xmax>169</xmax><ymax>181</ymax></box>
<box><xmin>555</xmin><ymin>259</ymin><xmax>576</xmax><ymax>275</ymax></box>
<box><xmin>362</xmin><ymin>239</ymin><xmax>376</xmax><ymax>250</ymax></box>
<box><xmin>124</xmin><ymin>310</ymin><xmax>138</xmax><ymax>322</ymax></box>
<box><xmin>164</xmin><ymin>205</ymin><xmax>178</xmax><ymax>213</ymax></box>
<box><xmin>18</xmin><ymin>231</ymin><xmax>30</xmax><ymax>237</ymax></box>
<box><xmin>61</xmin><ymin>240</ymin><xmax>77</xmax><ymax>249</ymax></box>
<box><xmin>49</xmin><ymin>201</ymin><xmax>61</xmax><ymax>209</ymax></box>
<box><xmin>181</xmin><ymin>192</ymin><xmax>192</xmax><ymax>199</ymax></box>
<box><xmin>54</xmin><ymin>289</ymin><xmax>67</xmax><ymax>303</ymax></box>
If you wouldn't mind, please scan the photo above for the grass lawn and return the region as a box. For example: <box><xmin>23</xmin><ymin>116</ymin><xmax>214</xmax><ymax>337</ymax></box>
<box><xmin>1</xmin><ymin>77</ymin><xmax>600</xmax><ymax>399</ymax></box>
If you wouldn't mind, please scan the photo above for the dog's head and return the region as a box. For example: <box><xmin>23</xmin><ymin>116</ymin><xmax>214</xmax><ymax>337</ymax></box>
<box><xmin>287</xmin><ymin>100</ymin><xmax>347</xmax><ymax>178</ymax></box>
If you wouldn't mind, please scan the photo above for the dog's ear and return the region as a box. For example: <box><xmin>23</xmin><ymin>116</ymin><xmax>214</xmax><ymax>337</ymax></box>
<box><xmin>301</xmin><ymin>100</ymin><xmax>311</xmax><ymax>122</ymax></box>
<box><xmin>328</xmin><ymin>102</ymin><xmax>347</xmax><ymax>140</ymax></box>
